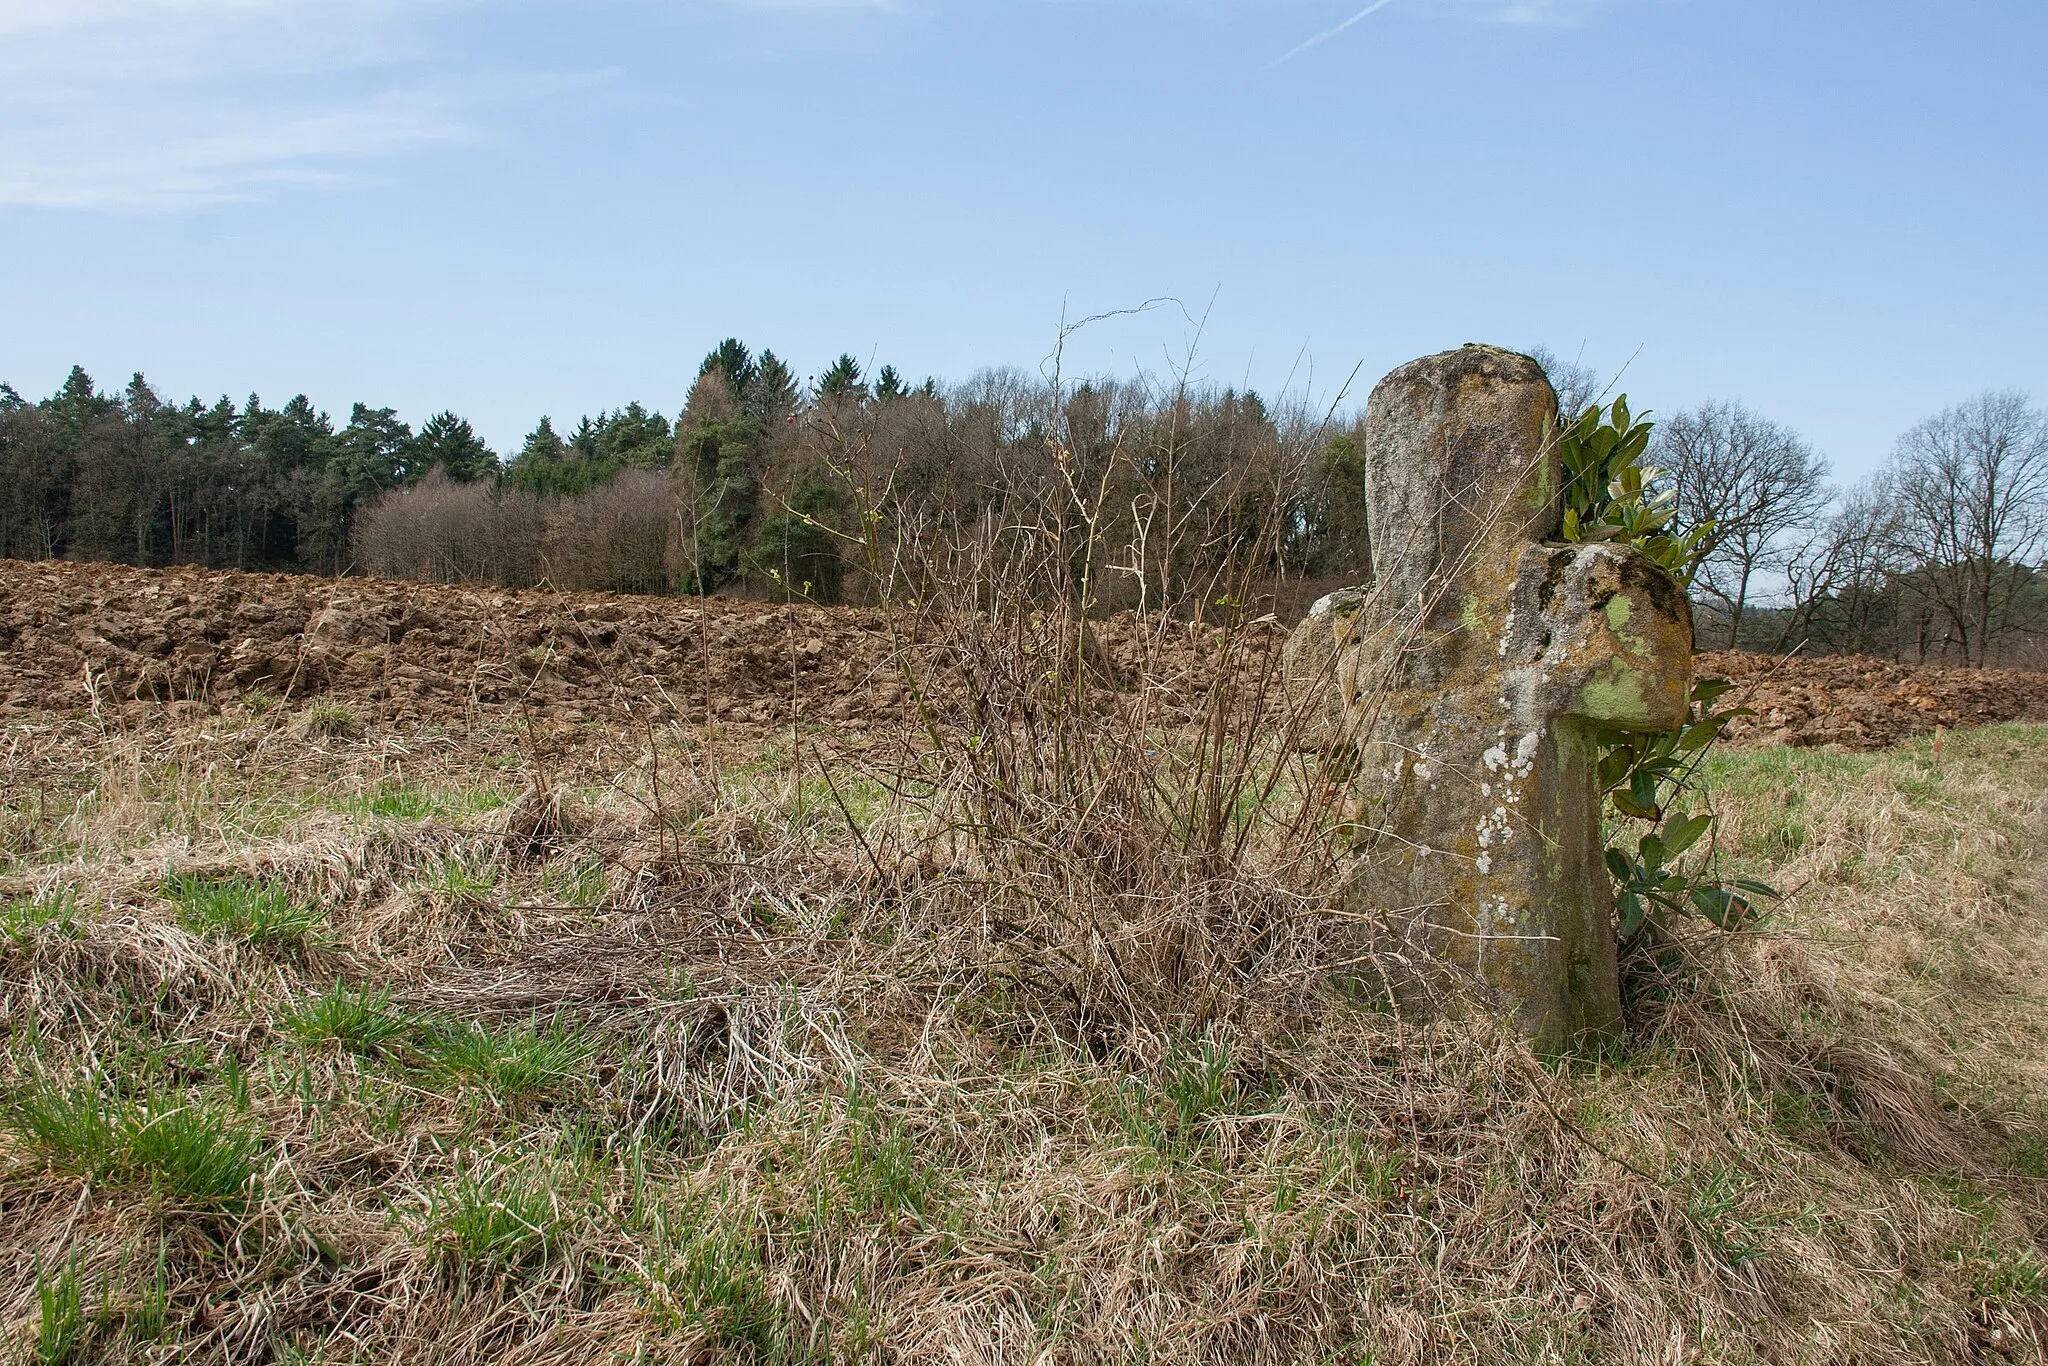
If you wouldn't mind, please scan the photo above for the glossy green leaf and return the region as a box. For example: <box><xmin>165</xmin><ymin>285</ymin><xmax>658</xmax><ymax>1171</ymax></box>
<box><xmin>1662</xmin><ymin>812</ymin><xmax>1711</xmax><ymax>859</ymax></box>
<box><xmin>1606</xmin><ymin>848</ymin><xmax>1634</xmax><ymax>884</ymax></box>
<box><xmin>1690</xmin><ymin>886</ymin><xmax>1735</xmax><ymax>928</ymax></box>
<box><xmin>1618</xmin><ymin>890</ymin><xmax>1645</xmax><ymax>938</ymax></box>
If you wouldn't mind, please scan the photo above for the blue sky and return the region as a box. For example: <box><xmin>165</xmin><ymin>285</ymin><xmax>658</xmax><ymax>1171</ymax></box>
<box><xmin>1</xmin><ymin>0</ymin><xmax>2042</xmax><ymax>480</ymax></box>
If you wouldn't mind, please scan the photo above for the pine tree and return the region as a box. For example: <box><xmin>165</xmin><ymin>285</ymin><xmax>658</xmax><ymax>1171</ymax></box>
<box><xmin>819</xmin><ymin>354</ymin><xmax>866</xmax><ymax>402</ymax></box>
<box><xmin>747</xmin><ymin>480</ymin><xmax>844</xmax><ymax>602</ymax></box>
<box><xmin>48</xmin><ymin>366</ymin><xmax>115</xmax><ymax>444</ymax></box>
<box><xmin>598</xmin><ymin>402</ymin><xmax>673</xmax><ymax>469</ymax></box>
<box><xmin>245</xmin><ymin>395</ymin><xmax>336</xmax><ymax>473</ymax></box>
<box><xmin>506</xmin><ymin>417</ymin><xmax>573</xmax><ymax>494</ymax></box>
<box><xmin>413</xmin><ymin>412</ymin><xmax>497</xmax><ymax>483</ymax></box>
<box><xmin>748</xmin><ymin>351</ymin><xmax>799</xmax><ymax>420</ymax></box>
<box><xmin>334</xmin><ymin>404</ymin><xmax>414</xmax><ymax>492</ymax></box>
<box><xmin>872</xmin><ymin>366</ymin><xmax>909</xmax><ymax>403</ymax></box>
<box><xmin>700</xmin><ymin>339</ymin><xmax>756</xmax><ymax>394</ymax></box>
<box><xmin>677</xmin><ymin>414</ymin><xmax>767</xmax><ymax>593</ymax></box>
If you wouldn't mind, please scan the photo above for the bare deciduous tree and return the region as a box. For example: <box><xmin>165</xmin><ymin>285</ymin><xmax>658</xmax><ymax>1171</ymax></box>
<box><xmin>1775</xmin><ymin>476</ymin><xmax>1904</xmax><ymax>655</ymax></box>
<box><xmin>1886</xmin><ymin>390</ymin><xmax>2048</xmax><ymax>667</ymax></box>
<box><xmin>1655</xmin><ymin>400</ymin><xmax>1831</xmax><ymax>647</ymax></box>
<box><xmin>355</xmin><ymin>469</ymin><xmax>544</xmax><ymax>586</ymax></box>
<box><xmin>1526</xmin><ymin>346</ymin><xmax>1602</xmax><ymax>420</ymax></box>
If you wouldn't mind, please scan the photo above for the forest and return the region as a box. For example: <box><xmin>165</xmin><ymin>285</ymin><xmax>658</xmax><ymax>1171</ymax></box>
<box><xmin>2</xmin><ymin>342</ymin><xmax>2043</xmax><ymax>665</ymax></box>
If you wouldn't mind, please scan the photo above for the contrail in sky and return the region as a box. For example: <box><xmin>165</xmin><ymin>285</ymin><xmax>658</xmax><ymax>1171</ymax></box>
<box><xmin>1261</xmin><ymin>0</ymin><xmax>1402</xmax><ymax>71</ymax></box>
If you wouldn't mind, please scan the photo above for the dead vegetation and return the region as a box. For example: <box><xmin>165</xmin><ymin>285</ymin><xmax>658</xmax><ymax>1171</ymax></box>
<box><xmin>3</xmin><ymin>568</ymin><xmax>2048</xmax><ymax>1363</ymax></box>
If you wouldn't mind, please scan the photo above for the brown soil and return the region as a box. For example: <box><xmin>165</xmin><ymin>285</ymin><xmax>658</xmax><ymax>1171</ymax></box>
<box><xmin>4</xmin><ymin>559</ymin><xmax>2044</xmax><ymax>750</ymax></box>
<box><xmin>0</xmin><ymin>558</ymin><xmax>904</xmax><ymax>730</ymax></box>
<box><xmin>1697</xmin><ymin>649</ymin><xmax>2048</xmax><ymax>749</ymax></box>
<box><xmin>0</xmin><ymin>559</ymin><xmax>1237</xmax><ymax>735</ymax></box>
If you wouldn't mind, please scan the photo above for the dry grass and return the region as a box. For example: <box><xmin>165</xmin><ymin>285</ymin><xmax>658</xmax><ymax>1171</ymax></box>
<box><xmin>3</xmin><ymin>650</ymin><xmax>2048</xmax><ymax>1364</ymax></box>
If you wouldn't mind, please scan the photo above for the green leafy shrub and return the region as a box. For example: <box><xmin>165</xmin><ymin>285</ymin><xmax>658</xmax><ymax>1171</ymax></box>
<box><xmin>1553</xmin><ymin>397</ymin><xmax>1778</xmax><ymax>939</ymax></box>
<box><xmin>1554</xmin><ymin>396</ymin><xmax>1709</xmax><ymax>577</ymax></box>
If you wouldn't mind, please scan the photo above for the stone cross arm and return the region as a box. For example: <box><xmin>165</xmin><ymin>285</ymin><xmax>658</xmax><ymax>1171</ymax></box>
<box><xmin>1505</xmin><ymin>540</ymin><xmax>1692</xmax><ymax>737</ymax></box>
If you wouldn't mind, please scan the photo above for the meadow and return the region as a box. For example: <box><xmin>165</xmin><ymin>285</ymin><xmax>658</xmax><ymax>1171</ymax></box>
<box><xmin>4</xmin><ymin>633</ymin><xmax>2048</xmax><ymax>1362</ymax></box>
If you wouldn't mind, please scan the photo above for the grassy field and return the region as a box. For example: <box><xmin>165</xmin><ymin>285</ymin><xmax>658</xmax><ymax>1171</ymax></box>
<box><xmin>2</xmin><ymin>701</ymin><xmax>2047</xmax><ymax>1364</ymax></box>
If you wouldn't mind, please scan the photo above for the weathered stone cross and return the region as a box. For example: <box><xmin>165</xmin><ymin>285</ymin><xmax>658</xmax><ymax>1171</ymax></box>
<box><xmin>1290</xmin><ymin>345</ymin><xmax>1693</xmax><ymax>1051</ymax></box>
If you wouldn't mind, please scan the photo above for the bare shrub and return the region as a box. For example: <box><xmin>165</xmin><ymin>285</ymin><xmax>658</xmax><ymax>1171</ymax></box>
<box><xmin>799</xmin><ymin>379</ymin><xmax>1358</xmax><ymax>1051</ymax></box>
<box><xmin>354</xmin><ymin>470</ymin><xmax>544</xmax><ymax>586</ymax></box>
<box><xmin>541</xmin><ymin>469</ymin><xmax>674</xmax><ymax>594</ymax></box>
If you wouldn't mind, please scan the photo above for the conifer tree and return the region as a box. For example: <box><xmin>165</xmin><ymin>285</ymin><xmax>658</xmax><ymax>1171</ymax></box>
<box><xmin>749</xmin><ymin>351</ymin><xmax>799</xmax><ymax>420</ymax></box>
<box><xmin>699</xmin><ymin>339</ymin><xmax>756</xmax><ymax>394</ymax></box>
<box><xmin>413</xmin><ymin>412</ymin><xmax>497</xmax><ymax>483</ymax></box>
<box><xmin>819</xmin><ymin>354</ymin><xmax>866</xmax><ymax>401</ymax></box>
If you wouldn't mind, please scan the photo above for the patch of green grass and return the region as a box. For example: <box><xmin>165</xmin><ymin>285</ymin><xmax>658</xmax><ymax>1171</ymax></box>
<box><xmin>2</xmin><ymin>888</ymin><xmax>80</xmax><ymax>946</ymax></box>
<box><xmin>124</xmin><ymin>1240</ymin><xmax>172</xmax><ymax>1344</ymax></box>
<box><xmin>538</xmin><ymin>857</ymin><xmax>608</xmax><ymax>907</ymax></box>
<box><xmin>1105</xmin><ymin>1041</ymin><xmax>1239</xmax><ymax>1163</ymax></box>
<box><xmin>639</xmin><ymin>1209</ymin><xmax>784</xmax><ymax>1352</ymax></box>
<box><xmin>5</xmin><ymin>1079</ymin><xmax>261</xmax><ymax>1206</ymax></box>
<box><xmin>300</xmin><ymin>702</ymin><xmax>358</xmax><ymax>739</ymax></box>
<box><xmin>1699</xmin><ymin>745</ymin><xmax>1878</xmax><ymax>802</ymax></box>
<box><xmin>1163</xmin><ymin>1040</ymin><xmax>1235</xmax><ymax>1130</ymax></box>
<box><xmin>455</xmin><ymin>785</ymin><xmax>514</xmax><ymax>814</ymax></box>
<box><xmin>1967</xmin><ymin>1243</ymin><xmax>2048</xmax><ymax>1307</ymax></box>
<box><xmin>1766</xmin><ymin>1085</ymin><xmax>1830</xmax><ymax>1142</ymax></box>
<box><xmin>1685</xmin><ymin>1164</ymin><xmax>1775</xmax><ymax>1267</ymax></box>
<box><xmin>425</xmin><ymin>856</ymin><xmax>498</xmax><ymax>899</ymax></box>
<box><xmin>421</xmin><ymin>1017</ymin><xmax>591</xmax><ymax>1105</ymax></box>
<box><xmin>34</xmin><ymin>1253</ymin><xmax>85</xmax><ymax>1365</ymax></box>
<box><xmin>279</xmin><ymin>983</ymin><xmax>410</xmax><ymax>1057</ymax></box>
<box><xmin>345</xmin><ymin>781</ymin><xmax>434</xmax><ymax>821</ymax></box>
<box><xmin>427</xmin><ymin>1163</ymin><xmax>564</xmax><ymax>1271</ymax></box>
<box><xmin>166</xmin><ymin>876</ymin><xmax>326</xmax><ymax>950</ymax></box>
<box><xmin>2007</xmin><ymin>1128</ymin><xmax>2048</xmax><ymax>1180</ymax></box>
<box><xmin>836</xmin><ymin>1094</ymin><xmax>943</xmax><ymax>1223</ymax></box>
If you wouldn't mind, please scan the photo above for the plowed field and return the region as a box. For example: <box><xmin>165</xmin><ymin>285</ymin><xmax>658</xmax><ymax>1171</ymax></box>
<box><xmin>3</xmin><ymin>558</ymin><xmax>2044</xmax><ymax>749</ymax></box>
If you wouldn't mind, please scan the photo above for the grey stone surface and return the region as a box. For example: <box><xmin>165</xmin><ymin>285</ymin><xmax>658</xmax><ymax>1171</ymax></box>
<box><xmin>1290</xmin><ymin>345</ymin><xmax>1692</xmax><ymax>1050</ymax></box>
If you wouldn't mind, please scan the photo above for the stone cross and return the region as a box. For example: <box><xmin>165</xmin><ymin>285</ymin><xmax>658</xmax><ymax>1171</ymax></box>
<box><xmin>1289</xmin><ymin>345</ymin><xmax>1693</xmax><ymax>1051</ymax></box>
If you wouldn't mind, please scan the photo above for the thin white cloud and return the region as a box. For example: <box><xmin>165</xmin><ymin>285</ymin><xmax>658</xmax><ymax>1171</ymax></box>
<box><xmin>0</xmin><ymin>0</ymin><xmax>911</xmax><ymax>209</ymax></box>
<box><xmin>0</xmin><ymin>0</ymin><xmax>477</xmax><ymax>211</ymax></box>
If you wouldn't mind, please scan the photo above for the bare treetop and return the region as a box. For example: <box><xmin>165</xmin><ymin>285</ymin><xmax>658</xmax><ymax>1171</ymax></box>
<box><xmin>1655</xmin><ymin>399</ymin><xmax>1831</xmax><ymax>646</ymax></box>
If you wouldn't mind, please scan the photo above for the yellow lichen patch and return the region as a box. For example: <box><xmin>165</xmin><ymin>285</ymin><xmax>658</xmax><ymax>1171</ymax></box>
<box><xmin>1579</xmin><ymin>659</ymin><xmax>1655</xmax><ymax>728</ymax></box>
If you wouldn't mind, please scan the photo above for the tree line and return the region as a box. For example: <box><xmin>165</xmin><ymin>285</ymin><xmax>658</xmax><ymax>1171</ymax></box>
<box><xmin>1534</xmin><ymin>350</ymin><xmax>2047</xmax><ymax>667</ymax></box>
<box><xmin>2</xmin><ymin>345</ymin><xmax>2043</xmax><ymax>665</ymax></box>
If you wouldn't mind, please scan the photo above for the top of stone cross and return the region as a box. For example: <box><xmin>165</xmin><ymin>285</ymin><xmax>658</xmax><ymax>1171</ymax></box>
<box><xmin>1362</xmin><ymin>345</ymin><xmax>1561</xmax><ymax>614</ymax></box>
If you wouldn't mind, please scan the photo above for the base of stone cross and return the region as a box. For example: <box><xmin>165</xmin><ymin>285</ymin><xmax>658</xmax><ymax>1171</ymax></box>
<box><xmin>1287</xmin><ymin>345</ymin><xmax>1693</xmax><ymax>1054</ymax></box>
